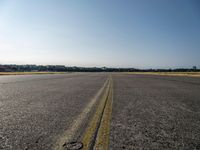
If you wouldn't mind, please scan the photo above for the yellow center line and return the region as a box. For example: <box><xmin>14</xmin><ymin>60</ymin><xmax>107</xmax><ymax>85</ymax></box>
<box><xmin>54</xmin><ymin>78</ymin><xmax>109</xmax><ymax>150</ymax></box>
<box><xmin>94</xmin><ymin>77</ymin><xmax>113</xmax><ymax>150</ymax></box>
<box><xmin>81</xmin><ymin>76</ymin><xmax>113</xmax><ymax>150</ymax></box>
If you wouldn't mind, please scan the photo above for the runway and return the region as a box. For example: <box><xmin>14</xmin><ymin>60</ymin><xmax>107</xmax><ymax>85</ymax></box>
<box><xmin>0</xmin><ymin>73</ymin><xmax>200</xmax><ymax>149</ymax></box>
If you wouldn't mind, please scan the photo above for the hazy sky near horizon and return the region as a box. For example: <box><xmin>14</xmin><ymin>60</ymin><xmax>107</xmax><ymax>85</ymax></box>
<box><xmin>0</xmin><ymin>0</ymin><xmax>200</xmax><ymax>68</ymax></box>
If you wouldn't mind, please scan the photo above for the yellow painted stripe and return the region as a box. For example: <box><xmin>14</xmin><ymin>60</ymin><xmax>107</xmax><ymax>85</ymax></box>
<box><xmin>54</xmin><ymin>78</ymin><xmax>109</xmax><ymax>150</ymax></box>
<box><xmin>94</xmin><ymin>77</ymin><xmax>113</xmax><ymax>150</ymax></box>
<box><xmin>81</xmin><ymin>78</ymin><xmax>111</xmax><ymax>150</ymax></box>
<box><xmin>81</xmin><ymin>76</ymin><xmax>113</xmax><ymax>150</ymax></box>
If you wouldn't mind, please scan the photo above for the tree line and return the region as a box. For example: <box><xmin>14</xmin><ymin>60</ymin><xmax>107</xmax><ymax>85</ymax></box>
<box><xmin>0</xmin><ymin>64</ymin><xmax>198</xmax><ymax>72</ymax></box>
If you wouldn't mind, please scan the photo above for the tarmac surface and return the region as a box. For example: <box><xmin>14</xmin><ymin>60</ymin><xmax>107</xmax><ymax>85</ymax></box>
<box><xmin>0</xmin><ymin>73</ymin><xmax>200</xmax><ymax>150</ymax></box>
<box><xmin>110</xmin><ymin>74</ymin><xmax>200</xmax><ymax>150</ymax></box>
<box><xmin>0</xmin><ymin>73</ymin><xmax>107</xmax><ymax>150</ymax></box>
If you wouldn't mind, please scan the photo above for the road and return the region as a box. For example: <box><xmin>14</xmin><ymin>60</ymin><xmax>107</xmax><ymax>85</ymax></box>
<box><xmin>0</xmin><ymin>73</ymin><xmax>200</xmax><ymax>150</ymax></box>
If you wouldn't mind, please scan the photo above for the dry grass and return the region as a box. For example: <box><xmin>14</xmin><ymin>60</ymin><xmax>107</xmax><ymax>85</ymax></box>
<box><xmin>0</xmin><ymin>72</ymin><xmax>67</xmax><ymax>76</ymax></box>
<box><xmin>127</xmin><ymin>72</ymin><xmax>200</xmax><ymax>77</ymax></box>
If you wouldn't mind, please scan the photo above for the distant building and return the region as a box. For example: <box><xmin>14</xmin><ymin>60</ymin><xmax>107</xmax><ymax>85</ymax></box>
<box><xmin>193</xmin><ymin>66</ymin><xmax>197</xmax><ymax>70</ymax></box>
<box><xmin>0</xmin><ymin>65</ymin><xmax>13</xmax><ymax>72</ymax></box>
<box><xmin>0</xmin><ymin>66</ymin><xmax>6</xmax><ymax>72</ymax></box>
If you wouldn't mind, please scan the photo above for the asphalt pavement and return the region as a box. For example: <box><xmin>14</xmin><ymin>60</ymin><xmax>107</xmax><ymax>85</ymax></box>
<box><xmin>0</xmin><ymin>73</ymin><xmax>200</xmax><ymax>150</ymax></box>
<box><xmin>110</xmin><ymin>74</ymin><xmax>200</xmax><ymax>150</ymax></box>
<box><xmin>0</xmin><ymin>73</ymin><xmax>107</xmax><ymax>150</ymax></box>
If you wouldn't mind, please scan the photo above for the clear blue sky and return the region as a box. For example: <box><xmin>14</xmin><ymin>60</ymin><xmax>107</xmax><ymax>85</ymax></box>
<box><xmin>0</xmin><ymin>0</ymin><xmax>200</xmax><ymax>68</ymax></box>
